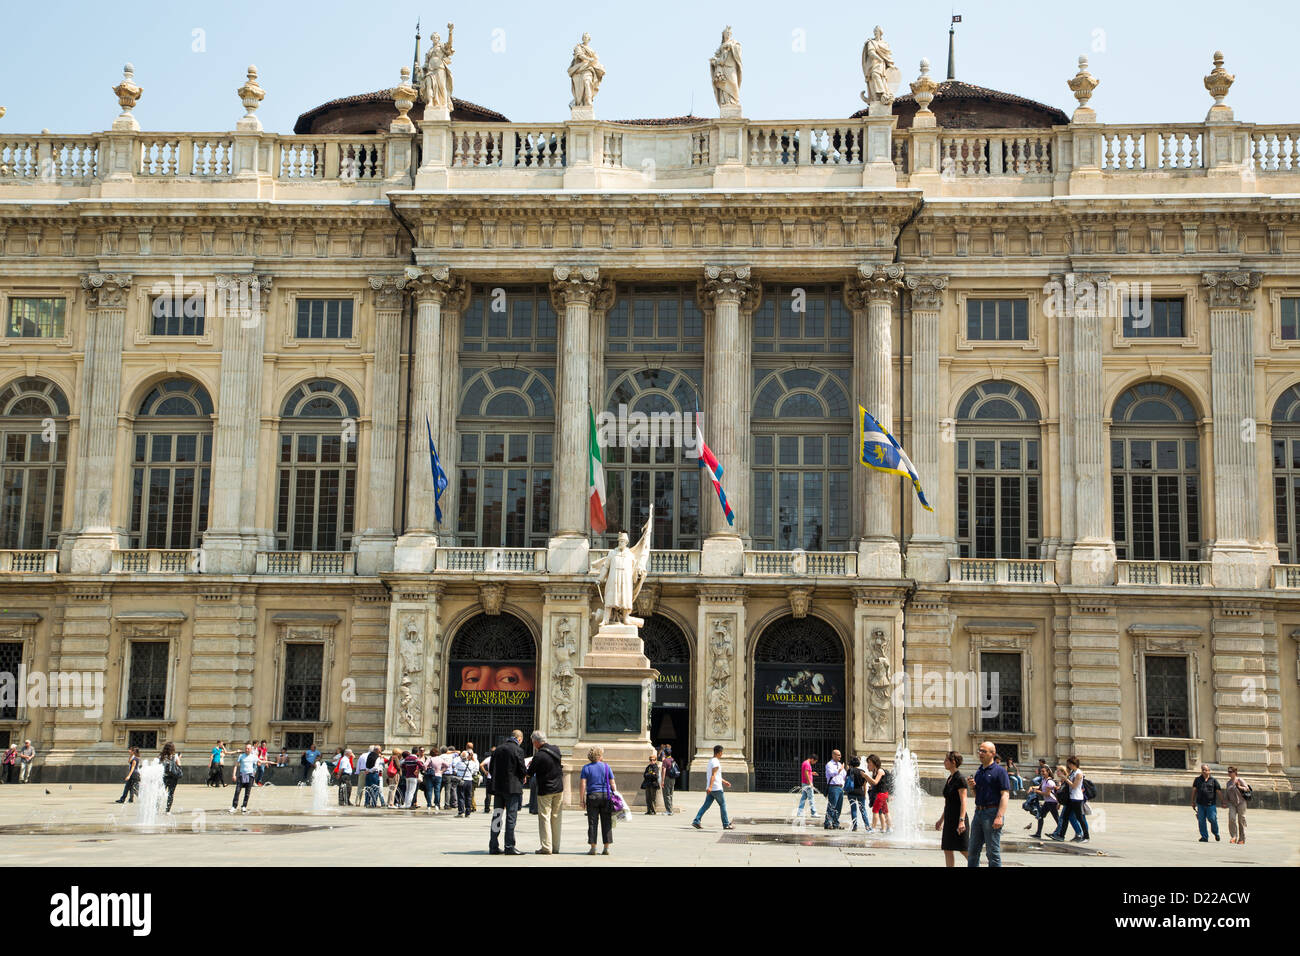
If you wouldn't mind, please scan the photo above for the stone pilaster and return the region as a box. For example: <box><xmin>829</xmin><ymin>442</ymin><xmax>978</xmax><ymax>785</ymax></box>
<box><xmin>69</xmin><ymin>273</ymin><xmax>132</xmax><ymax>573</ymax></box>
<box><xmin>1063</xmin><ymin>598</ymin><xmax>1122</xmax><ymax>770</ymax></box>
<box><xmin>383</xmin><ymin>583</ymin><xmax>442</xmax><ymax>747</ymax></box>
<box><xmin>1204</xmin><ymin>271</ymin><xmax>1272</xmax><ymax>588</ymax></box>
<box><xmin>203</xmin><ymin>274</ymin><xmax>271</xmax><ymax>574</ymax></box>
<box><xmin>547</xmin><ymin>265</ymin><xmax>610</xmax><ymax>573</ymax></box>
<box><xmin>899</xmin><ymin>591</ymin><xmax>953</xmax><ymax>764</ymax></box>
<box><xmin>691</xmin><ymin>585</ymin><xmax>748</xmax><ymax>788</ymax></box>
<box><xmin>355</xmin><ymin>274</ymin><xmax>406</xmax><ymax>574</ymax></box>
<box><xmin>1209</xmin><ymin>601</ymin><xmax>1278</xmax><ymax>773</ymax></box>
<box><xmin>855</xmin><ymin>587</ymin><xmax>906</xmax><ymax>750</ymax></box>
<box><xmin>902</xmin><ymin>273</ymin><xmax>949</xmax><ymax>581</ymax></box>
<box><xmin>345</xmin><ymin>588</ymin><xmax>392</xmax><ymax>745</ymax></box>
<box><xmin>849</xmin><ymin>263</ymin><xmax>904</xmax><ymax>578</ymax></box>
<box><xmin>1050</xmin><ymin>601</ymin><xmax>1076</xmax><ymax>761</ymax></box>
<box><xmin>46</xmin><ymin>586</ymin><xmax>112</xmax><ymax>755</ymax></box>
<box><xmin>539</xmin><ymin>585</ymin><xmax>590</xmax><ymax>754</ymax></box>
<box><xmin>1052</xmin><ymin>274</ymin><xmax>1077</xmax><ymax>581</ymax></box>
<box><xmin>185</xmin><ymin>585</ymin><xmax>257</xmax><ymax>746</ymax></box>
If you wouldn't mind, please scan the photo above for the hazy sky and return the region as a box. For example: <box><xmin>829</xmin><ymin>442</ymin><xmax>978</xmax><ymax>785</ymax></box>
<box><xmin>1</xmin><ymin>0</ymin><xmax>1295</xmax><ymax>133</ymax></box>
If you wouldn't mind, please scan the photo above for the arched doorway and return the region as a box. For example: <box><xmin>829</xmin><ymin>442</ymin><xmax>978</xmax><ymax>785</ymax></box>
<box><xmin>643</xmin><ymin>614</ymin><xmax>692</xmax><ymax>789</ymax></box>
<box><xmin>751</xmin><ymin>615</ymin><xmax>847</xmax><ymax>792</ymax></box>
<box><xmin>444</xmin><ymin>613</ymin><xmax>537</xmax><ymax>755</ymax></box>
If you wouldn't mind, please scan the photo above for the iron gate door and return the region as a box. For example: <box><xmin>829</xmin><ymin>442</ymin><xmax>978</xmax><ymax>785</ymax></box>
<box><xmin>753</xmin><ymin>708</ymin><xmax>846</xmax><ymax>792</ymax></box>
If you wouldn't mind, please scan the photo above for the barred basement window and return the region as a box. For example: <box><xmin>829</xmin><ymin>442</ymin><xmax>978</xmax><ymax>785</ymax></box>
<box><xmin>461</xmin><ymin>285</ymin><xmax>557</xmax><ymax>353</ymax></box>
<box><xmin>150</xmin><ymin>292</ymin><xmax>205</xmax><ymax>336</ymax></box>
<box><xmin>130</xmin><ymin>379</ymin><xmax>213</xmax><ymax>549</ymax></box>
<box><xmin>295</xmin><ymin>298</ymin><xmax>353</xmax><ymax>339</ymax></box>
<box><xmin>0</xmin><ymin>642</ymin><xmax>20</xmax><ymax>719</ymax></box>
<box><xmin>606</xmin><ymin>285</ymin><xmax>704</xmax><ymax>353</ymax></box>
<box><xmin>275</xmin><ymin>380</ymin><xmax>359</xmax><ymax>552</ymax></box>
<box><xmin>1271</xmin><ymin>383</ymin><xmax>1300</xmax><ymax>563</ymax></box>
<box><xmin>285</xmin><ymin>732</ymin><xmax>314</xmax><ymax>749</ymax></box>
<box><xmin>125</xmin><ymin>642</ymin><xmax>168</xmax><ymax>720</ymax></box>
<box><xmin>966</xmin><ymin>298</ymin><xmax>1028</xmax><ymax>341</ymax></box>
<box><xmin>6</xmin><ymin>297</ymin><xmax>65</xmax><ymax>338</ymax></box>
<box><xmin>281</xmin><ymin>644</ymin><xmax>324</xmax><ymax>721</ymax></box>
<box><xmin>1153</xmin><ymin>748</ymin><xmax>1187</xmax><ymax>770</ymax></box>
<box><xmin>752</xmin><ymin>284</ymin><xmax>851</xmax><ymax>353</ymax></box>
<box><xmin>0</xmin><ymin>377</ymin><xmax>69</xmax><ymax>550</ymax></box>
<box><xmin>1144</xmin><ymin>656</ymin><xmax>1190</xmax><ymax>738</ymax></box>
<box><xmin>128</xmin><ymin>730</ymin><xmax>158</xmax><ymax>751</ymax></box>
<box><xmin>955</xmin><ymin>382</ymin><xmax>1042</xmax><ymax>559</ymax></box>
<box><xmin>980</xmin><ymin>652</ymin><xmax>1023</xmax><ymax>733</ymax></box>
<box><xmin>1123</xmin><ymin>297</ymin><xmax>1185</xmax><ymax>338</ymax></box>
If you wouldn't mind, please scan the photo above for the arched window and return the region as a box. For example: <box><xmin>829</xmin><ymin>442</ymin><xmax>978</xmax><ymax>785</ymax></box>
<box><xmin>602</xmin><ymin>367</ymin><xmax>701</xmax><ymax>549</ymax></box>
<box><xmin>1110</xmin><ymin>383</ymin><xmax>1201</xmax><ymax>561</ymax></box>
<box><xmin>0</xmin><ymin>377</ymin><xmax>69</xmax><ymax>549</ymax></box>
<box><xmin>130</xmin><ymin>378</ymin><xmax>213</xmax><ymax>549</ymax></box>
<box><xmin>275</xmin><ymin>380</ymin><xmax>359</xmax><ymax>552</ymax></box>
<box><xmin>1271</xmin><ymin>384</ymin><xmax>1300</xmax><ymax>563</ymax></box>
<box><xmin>456</xmin><ymin>366</ymin><xmax>554</xmax><ymax>548</ymax></box>
<box><xmin>751</xmin><ymin>367</ymin><xmax>852</xmax><ymax>550</ymax></box>
<box><xmin>954</xmin><ymin>381</ymin><xmax>1042</xmax><ymax>558</ymax></box>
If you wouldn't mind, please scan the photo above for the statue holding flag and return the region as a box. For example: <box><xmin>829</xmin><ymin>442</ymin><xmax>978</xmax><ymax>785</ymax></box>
<box><xmin>590</xmin><ymin>506</ymin><xmax>653</xmax><ymax>629</ymax></box>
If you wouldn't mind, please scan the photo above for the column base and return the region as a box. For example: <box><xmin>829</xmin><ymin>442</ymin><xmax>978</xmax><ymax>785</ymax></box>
<box><xmin>858</xmin><ymin>538</ymin><xmax>902</xmax><ymax>579</ymax></box>
<box><xmin>354</xmin><ymin>532</ymin><xmax>396</xmax><ymax>575</ymax></box>
<box><xmin>199</xmin><ymin>533</ymin><xmax>255</xmax><ymax>575</ymax></box>
<box><xmin>701</xmin><ymin>534</ymin><xmax>744</xmax><ymax>575</ymax></box>
<box><xmin>903</xmin><ymin>538</ymin><xmax>951</xmax><ymax>582</ymax></box>
<box><xmin>68</xmin><ymin>531</ymin><xmax>125</xmax><ymax>574</ymax></box>
<box><xmin>1210</xmin><ymin>544</ymin><xmax>1274</xmax><ymax>590</ymax></box>
<box><xmin>547</xmin><ymin>535</ymin><xmax>590</xmax><ymax>575</ymax></box>
<box><xmin>1069</xmin><ymin>540</ymin><xmax>1115</xmax><ymax>586</ymax></box>
<box><xmin>393</xmin><ymin>532</ymin><xmax>437</xmax><ymax>573</ymax></box>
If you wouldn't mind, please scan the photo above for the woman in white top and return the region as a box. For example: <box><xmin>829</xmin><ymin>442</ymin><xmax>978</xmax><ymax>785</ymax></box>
<box><xmin>1050</xmin><ymin>756</ymin><xmax>1090</xmax><ymax>843</ymax></box>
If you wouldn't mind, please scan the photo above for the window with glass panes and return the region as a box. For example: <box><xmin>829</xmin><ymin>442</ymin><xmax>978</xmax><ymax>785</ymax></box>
<box><xmin>460</xmin><ymin>285</ymin><xmax>557</xmax><ymax>353</ymax></box>
<box><xmin>954</xmin><ymin>382</ymin><xmax>1042</xmax><ymax>559</ymax></box>
<box><xmin>601</xmin><ymin>367</ymin><xmax>702</xmax><ymax>549</ymax></box>
<box><xmin>294</xmin><ymin>298</ymin><xmax>354</xmax><ymax>339</ymax></box>
<box><xmin>150</xmin><ymin>292</ymin><xmax>205</xmax><ymax>336</ymax></box>
<box><xmin>752</xmin><ymin>285</ymin><xmax>851</xmax><ymax>353</ymax></box>
<box><xmin>1270</xmin><ymin>383</ymin><xmax>1300</xmax><ymax>562</ymax></box>
<box><xmin>1279</xmin><ymin>297</ymin><xmax>1300</xmax><ymax>341</ymax></box>
<box><xmin>1110</xmin><ymin>384</ymin><xmax>1201</xmax><ymax>561</ymax></box>
<box><xmin>129</xmin><ymin>379</ymin><xmax>213</xmax><ymax>549</ymax></box>
<box><xmin>456</xmin><ymin>366</ymin><xmax>554</xmax><ymax>548</ymax></box>
<box><xmin>605</xmin><ymin>285</ymin><xmax>704</xmax><ymax>353</ymax></box>
<box><xmin>1122</xmin><ymin>297</ymin><xmax>1185</xmax><ymax>338</ymax></box>
<box><xmin>0</xmin><ymin>642</ymin><xmax>20</xmax><ymax>720</ymax></box>
<box><xmin>1144</xmin><ymin>655</ymin><xmax>1190</xmax><ymax>737</ymax></box>
<box><xmin>965</xmin><ymin>298</ymin><xmax>1029</xmax><ymax>341</ymax></box>
<box><xmin>125</xmin><ymin>642</ymin><xmax>168</xmax><ymax>720</ymax></box>
<box><xmin>979</xmin><ymin>651</ymin><xmax>1023</xmax><ymax>733</ymax></box>
<box><xmin>751</xmin><ymin>368</ymin><xmax>852</xmax><ymax>551</ymax></box>
<box><xmin>6</xmin><ymin>297</ymin><xmax>65</xmax><ymax>338</ymax></box>
<box><xmin>281</xmin><ymin>643</ymin><xmax>324</xmax><ymax>721</ymax></box>
<box><xmin>275</xmin><ymin>380</ymin><xmax>358</xmax><ymax>552</ymax></box>
<box><xmin>0</xmin><ymin>378</ymin><xmax>68</xmax><ymax>550</ymax></box>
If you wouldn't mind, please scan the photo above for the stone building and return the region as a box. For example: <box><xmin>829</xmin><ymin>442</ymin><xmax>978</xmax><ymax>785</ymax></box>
<box><xmin>0</xmin><ymin>39</ymin><xmax>1297</xmax><ymax>804</ymax></box>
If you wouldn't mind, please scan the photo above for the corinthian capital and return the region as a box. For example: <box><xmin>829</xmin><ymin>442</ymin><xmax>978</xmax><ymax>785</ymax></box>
<box><xmin>904</xmin><ymin>273</ymin><xmax>949</xmax><ymax>311</ymax></box>
<box><xmin>404</xmin><ymin>265</ymin><xmax>467</xmax><ymax>310</ymax></box>
<box><xmin>549</xmin><ymin>264</ymin><xmax>607</xmax><ymax>311</ymax></box>
<box><xmin>80</xmin><ymin>272</ymin><xmax>133</xmax><ymax>309</ymax></box>
<box><xmin>845</xmin><ymin>263</ymin><xmax>904</xmax><ymax>310</ymax></box>
<box><xmin>700</xmin><ymin>264</ymin><xmax>759</xmax><ymax>309</ymax></box>
<box><xmin>1202</xmin><ymin>270</ymin><xmax>1261</xmax><ymax>309</ymax></box>
<box><xmin>368</xmin><ymin>273</ymin><xmax>409</xmax><ymax>311</ymax></box>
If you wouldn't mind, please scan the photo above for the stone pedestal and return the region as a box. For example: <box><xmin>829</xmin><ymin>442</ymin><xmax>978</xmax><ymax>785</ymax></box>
<box><xmin>861</xmin><ymin>113</ymin><xmax>897</xmax><ymax>187</ymax></box>
<box><xmin>393</xmin><ymin>531</ymin><xmax>437</xmax><ymax>573</ymax></box>
<box><xmin>700</xmin><ymin>534</ymin><xmax>743</xmax><ymax>575</ymax></box>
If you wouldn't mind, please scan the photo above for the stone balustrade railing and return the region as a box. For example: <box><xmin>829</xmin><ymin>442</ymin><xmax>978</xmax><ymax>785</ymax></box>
<box><xmin>255</xmin><ymin>550</ymin><xmax>355</xmax><ymax>575</ymax></box>
<box><xmin>1115</xmin><ymin>560</ymin><xmax>1212</xmax><ymax>587</ymax></box>
<box><xmin>589</xmin><ymin>549</ymin><xmax>701</xmax><ymax>575</ymax></box>
<box><xmin>948</xmin><ymin>557</ymin><xmax>1056</xmax><ymax>585</ymax></box>
<box><xmin>1271</xmin><ymin>565</ymin><xmax>1300</xmax><ymax>589</ymax></box>
<box><xmin>744</xmin><ymin>550</ymin><xmax>857</xmax><ymax>576</ymax></box>
<box><xmin>0</xmin><ymin>550</ymin><xmax>59</xmax><ymax>573</ymax></box>
<box><xmin>112</xmin><ymin>549</ymin><xmax>200</xmax><ymax>573</ymax></box>
<box><xmin>434</xmin><ymin>547</ymin><xmax>548</xmax><ymax>573</ymax></box>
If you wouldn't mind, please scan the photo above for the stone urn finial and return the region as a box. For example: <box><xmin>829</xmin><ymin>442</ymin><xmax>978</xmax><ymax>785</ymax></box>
<box><xmin>1204</xmin><ymin>50</ymin><xmax>1234</xmax><ymax>117</ymax></box>
<box><xmin>112</xmin><ymin>63</ymin><xmax>143</xmax><ymax>131</ymax></box>
<box><xmin>1067</xmin><ymin>54</ymin><xmax>1099</xmax><ymax>122</ymax></box>
<box><xmin>0</xmin><ymin>106</ymin><xmax>6</xmax><ymax>121</ymax></box>
<box><xmin>392</xmin><ymin>66</ymin><xmax>418</xmax><ymax>132</ymax></box>
<box><xmin>911</xmin><ymin>58</ymin><xmax>938</xmax><ymax>118</ymax></box>
<box><xmin>236</xmin><ymin>65</ymin><xmax>265</xmax><ymax>131</ymax></box>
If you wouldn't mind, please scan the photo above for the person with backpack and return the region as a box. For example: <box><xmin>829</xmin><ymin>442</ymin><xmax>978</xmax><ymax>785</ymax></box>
<box><xmin>527</xmin><ymin>730</ymin><xmax>565</xmax><ymax>854</ymax></box>
<box><xmin>1050</xmin><ymin>755</ymin><xmax>1090</xmax><ymax>844</ymax></box>
<box><xmin>845</xmin><ymin>757</ymin><xmax>871</xmax><ymax>832</ymax></box>
<box><xmin>660</xmin><ymin>744</ymin><xmax>680</xmax><ymax>814</ymax></box>
<box><xmin>159</xmin><ymin>742</ymin><xmax>183</xmax><ymax>813</ymax></box>
<box><xmin>864</xmin><ymin>754</ymin><xmax>892</xmax><ymax>833</ymax></box>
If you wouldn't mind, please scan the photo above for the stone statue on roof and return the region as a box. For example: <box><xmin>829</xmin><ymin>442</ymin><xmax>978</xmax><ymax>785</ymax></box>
<box><xmin>710</xmin><ymin>26</ymin><xmax>742</xmax><ymax>110</ymax></box>
<box><xmin>862</xmin><ymin>25</ymin><xmax>901</xmax><ymax>108</ymax></box>
<box><xmin>421</xmin><ymin>23</ymin><xmax>455</xmax><ymax>112</ymax></box>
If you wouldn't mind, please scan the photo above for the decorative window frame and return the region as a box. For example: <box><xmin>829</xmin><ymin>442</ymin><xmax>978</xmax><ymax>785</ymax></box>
<box><xmin>1128</xmin><ymin>623</ymin><xmax>1203</xmax><ymax>768</ymax></box>
<box><xmin>1268</xmin><ymin>289</ymin><xmax>1300</xmax><ymax>350</ymax></box>
<box><xmin>964</xmin><ymin>619</ymin><xmax>1036</xmax><ymax>738</ymax></box>
<box><xmin>281</xmin><ymin>293</ymin><xmax>361</xmax><ymax>350</ymax></box>
<box><xmin>269</xmin><ymin>612</ymin><xmax>339</xmax><ymax>739</ymax></box>
<box><xmin>111</xmin><ymin>610</ymin><xmax>185</xmax><ymax>745</ymax></box>
<box><xmin>131</xmin><ymin>282</ymin><xmax>215</xmax><ymax>347</ymax></box>
<box><xmin>0</xmin><ymin>289</ymin><xmax>76</xmax><ymax>350</ymax></box>
<box><xmin>0</xmin><ymin>611</ymin><xmax>42</xmax><ymax>728</ymax></box>
<box><xmin>954</xmin><ymin>292</ymin><xmax>1042</xmax><ymax>352</ymax></box>
<box><xmin>1109</xmin><ymin>282</ymin><xmax>1201</xmax><ymax>350</ymax></box>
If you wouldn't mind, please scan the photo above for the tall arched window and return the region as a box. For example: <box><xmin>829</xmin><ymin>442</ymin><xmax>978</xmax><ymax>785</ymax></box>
<box><xmin>130</xmin><ymin>378</ymin><xmax>213</xmax><ymax>549</ymax></box>
<box><xmin>751</xmin><ymin>367</ymin><xmax>852</xmax><ymax>550</ymax></box>
<box><xmin>1271</xmin><ymin>384</ymin><xmax>1300</xmax><ymax>563</ymax></box>
<box><xmin>276</xmin><ymin>380</ymin><xmax>359</xmax><ymax>552</ymax></box>
<box><xmin>603</xmin><ymin>367</ymin><xmax>701</xmax><ymax>549</ymax></box>
<box><xmin>1110</xmin><ymin>383</ymin><xmax>1201</xmax><ymax>561</ymax></box>
<box><xmin>0</xmin><ymin>377</ymin><xmax>69</xmax><ymax>549</ymax></box>
<box><xmin>954</xmin><ymin>381</ymin><xmax>1042</xmax><ymax>558</ymax></box>
<box><xmin>456</xmin><ymin>366</ymin><xmax>554</xmax><ymax>548</ymax></box>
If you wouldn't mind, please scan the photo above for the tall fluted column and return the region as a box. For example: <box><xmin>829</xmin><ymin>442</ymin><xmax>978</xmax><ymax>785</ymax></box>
<box><xmin>699</xmin><ymin>265</ymin><xmax>757</xmax><ymax>575</ymax></box>
<box><xmin>548</xmin><ymin>265</ymin><xmax>608</xmax><ymax>573</ymax></box>
<box><xmin>1052</xmin><ymin>272</ymin><xmax>1077</xmax><ymax>581</ymax></box>
<box><xmin>394</xmin><ymin>265</ymin><xmax>464</xmax><ymax>572</ymax></box>
<box><xmin>1205</xmin><ymin>271</ymin><xmax>1271</xmax><ymax>587</ymax></box>
<box><xmin>902</xmin><ymin>273</ymin><xmax>949</xmax><ymax>581</ymax></box>
<box><xmin>1068</xmin><ymin>273</ymin><xmax>1115</xmax><ymax>585</ymax></box>
<box><xmin>69</xmin><ymin>272</ymin><xmax>132</xmax><ymax>573</ymax></box>
<box><xmin>355</xmin><ymin>274</ymin><xmax>407</xmax><ymax>573</ymax></box>
<box><xmin>850</xmin><ymin>264</ymin><xmax>904</xmax><ymax>579</ymax></box>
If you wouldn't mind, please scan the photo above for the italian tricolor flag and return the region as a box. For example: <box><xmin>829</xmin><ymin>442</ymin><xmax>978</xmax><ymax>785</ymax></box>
<box><xmin>588</xmin><ymin>406</ymin><xmax>607</xmax><ymax>534</ymax></box>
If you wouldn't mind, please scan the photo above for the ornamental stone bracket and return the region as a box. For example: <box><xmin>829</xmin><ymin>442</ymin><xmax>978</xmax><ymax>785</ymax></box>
<box><xmin>478</xmin><ymin>582</ymin><xmax>506</xmax><ymax>616</ymax></box>
<box><xmin>1202</xmin><ymin>270</ymin><xmax>1261</xmax><ymax>309</ymax></box>
<box><xmin>787</xmin><ymin>586</ymin><xmax>813</xmax><ymax>619</ymax></box>
<box><xmin>80</xmin><ymin>272</ymin><xmax>133</xmax><ymax>309</ymax></box>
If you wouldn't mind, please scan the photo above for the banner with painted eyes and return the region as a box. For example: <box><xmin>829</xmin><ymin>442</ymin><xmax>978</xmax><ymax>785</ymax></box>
<box><xmin>449</xmin><ymin>662</ymin><xmax>536</xmax><ymax>706</ymax></box>
<box><xmin>754</xmin><ymin>664</ymin><xmax>844</xmax><ymax>710</ymax></box>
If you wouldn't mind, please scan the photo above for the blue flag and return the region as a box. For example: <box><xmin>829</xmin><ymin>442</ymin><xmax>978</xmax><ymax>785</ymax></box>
<box><xmin>426</xmin><ymin>416</ymin><xmax>448</xmax><ymax>524</ymax></box>
<box><xmin>859</xmin><ymin>406</ymin><xmax>933</xmax><ymax>513</ymax></box>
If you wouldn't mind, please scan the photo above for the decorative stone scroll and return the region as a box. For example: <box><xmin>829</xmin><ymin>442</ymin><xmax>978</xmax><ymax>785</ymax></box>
<box><xmin>1202</xmin><ymin>270</ymin><xmax>1261</xmax><ymax>309</ymax></box>
<box><xmin>80</xmin><ymin>272</ymin><xmax>133</xmax><ymax>309</ymax></box>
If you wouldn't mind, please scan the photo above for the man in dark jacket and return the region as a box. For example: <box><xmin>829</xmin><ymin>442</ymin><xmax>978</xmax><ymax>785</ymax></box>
<box><xmin>488</xmin><ymin>730</ymin><xmax>528</xmax><ymax>855</ymax></box>
<box><xmin>526</xmin><ymin>730</ymin><xmax>565</xmax><ymax>854</ymax></box>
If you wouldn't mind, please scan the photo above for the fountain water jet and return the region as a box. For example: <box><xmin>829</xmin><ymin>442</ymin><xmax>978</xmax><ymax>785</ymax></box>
<box><xmin>135</xmin><ymin>759</ymin><xmax>169</xmax><ymax>826</ymax></box>
<box><xmin>310</xmin><ymin>761</ymin><xmax>330</xmax><ymax>811</ymax></box>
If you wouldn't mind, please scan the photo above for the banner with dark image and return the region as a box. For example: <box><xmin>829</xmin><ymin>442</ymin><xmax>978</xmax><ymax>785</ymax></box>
<box><xmin>651</xmin><ymin>667</ymin><xmax>689</xmax><ymax>709</ymax></box>
<box><xmin>449</xmin><ymin>662</ymin><xmax>535</xmax><ymax>706</ymax></box>
<box><xmin>754</xmin><ymin>663</ymin><xmax>844</xmax><ymax>710</ymax></box>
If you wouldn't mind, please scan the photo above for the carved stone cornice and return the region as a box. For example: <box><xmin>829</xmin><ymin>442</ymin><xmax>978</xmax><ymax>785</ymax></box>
<box><xmin>368</xmin><ymin>273</ymin><xmax>409</xmax><ymax>311</ymax></box>
<box><xmin>904</xmin><ymin>273</ymin><xmax>948</xmax><ymax>311</ymax></box>
<box><xmin>80</xmin><ymin>272</ymin><xmax>133</xmax><ymax>309</ymax></box>
<box><xmin>549</xmin><ymin>264</ymin><xmax>604</xmax><ymax>311</ymax></box>
<box><xmin>700</xmin><ymin>264</ymin><xmax>759</xmax><ymax>309</ymax></box>
<box><xmin>845</xmin><ymin>263</ymin><xmax>904</xmax><ymax>310</ymax></box>
<box><xmin>404</xmin><ymin>265</ymin><xmax>467</xmax><ymax>310</ymax></box>
<box><xmin>1202</xmin><ymin>270</ymin><xmax>1261</xmax><ymax>309</ymax></box>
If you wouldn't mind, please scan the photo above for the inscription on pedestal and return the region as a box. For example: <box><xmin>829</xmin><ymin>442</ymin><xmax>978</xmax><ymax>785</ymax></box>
<box><xmin>586</xmin><ymin>685</ymin><xmax>641</xmax><ymax>734</ymax></box>
<box><xmin>591</xmin><ymin>636</ymin><xmax>643</xmax><ymax>655</ymax></box>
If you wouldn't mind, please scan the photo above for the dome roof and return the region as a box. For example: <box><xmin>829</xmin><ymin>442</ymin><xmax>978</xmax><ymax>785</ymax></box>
<box><xmin>852</xmin><ymin>79</ymin><xmax>1068</xmax><ymax>129</ymax></box>
<box><xmin>294</xmin><ymin>91</ymin><xmax>508</xmax><ymax>135</ymax></box>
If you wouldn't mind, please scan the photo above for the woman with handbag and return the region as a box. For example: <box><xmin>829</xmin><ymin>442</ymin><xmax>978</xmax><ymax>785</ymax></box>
<box><xmin>114</xmin><ymin>747</ymin><xmax>141</xmax><ymax>804</ymax></box>
<box><xmin>383</xmin><ymin>747</ymin><xmax>401</xmax><ymax>809</ymax></box>
<box><xmin>1225</xmin><ymin>766</ymin><xmax>1252</xmax><ymax>844</ymax></box>
<box><xmin>579</xmin><ymin>745</ymin><xmax>619</xmax><ymax>855</ymax></box>
<box><xmin>641</xmin><ymin>752</ymin><xmax>661</xmax><ymax>814</ymax></box>
<box><xmin>934</xmin><ymin>751</ymin><xmax>969</xmax><ymax>866</ymax></box>
<box><xmin>159</xmin><ymin>742</ymin><xmax>182</xmax><ymax>813</ymax></box>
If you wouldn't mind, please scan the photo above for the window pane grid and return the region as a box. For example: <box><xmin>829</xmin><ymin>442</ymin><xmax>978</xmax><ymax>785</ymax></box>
<box><xmin>7</xmin><ymin>298</ymin><xmax>66</xmax><ymax>338</ymax></box>
<box><xmin>954</xmin><ymin>436</ymin><xmax>1042</xmax><ymax>558</ymax></box>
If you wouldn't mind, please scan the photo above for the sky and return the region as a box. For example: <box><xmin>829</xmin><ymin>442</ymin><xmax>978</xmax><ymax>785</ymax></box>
<box><xmin>1</xmin><ymin>0</ymin><xmax>1296</xmax><ymax>134</ymax></box>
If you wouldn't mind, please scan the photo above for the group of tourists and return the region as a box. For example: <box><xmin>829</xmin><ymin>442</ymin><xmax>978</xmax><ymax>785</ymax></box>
<box><xmin>796</xmin><ymin>749</ymin><xmax>895</xmax><ymax>832</ymax></box>
<box><xmin>1</xmin><ymin>740</ymin><xmax>36</xmax><ymax>784</ymax></box>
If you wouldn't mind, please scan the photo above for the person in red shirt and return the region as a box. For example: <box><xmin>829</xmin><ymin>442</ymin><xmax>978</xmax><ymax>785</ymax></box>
<box><xmin>797</xmin><ymin>753</ymin><xmax>819</xmax><ymax>820</ymax></box>
<box><xmin>255</xmin><ymin>740</ymin><xmax>268</xmax><ymax>786</ymax></box>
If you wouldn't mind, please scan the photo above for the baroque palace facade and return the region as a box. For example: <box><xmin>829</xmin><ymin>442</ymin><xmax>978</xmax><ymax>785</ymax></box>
<box><xmin>1</xmin><ymin>38</ymin><xmax>1298</xmax><ymax>801</ymax></box>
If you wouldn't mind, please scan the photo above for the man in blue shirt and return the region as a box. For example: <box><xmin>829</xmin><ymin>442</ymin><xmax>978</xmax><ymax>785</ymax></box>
<box><xmin>229</xmin><ymin>743</ymin><xmax>264</xmax><ymax>814</ymax></box>
<box><xmin>301</xmin><ymin>744</ymin><xmax>321</xmax><ymax>783</ymax></box>
<box><xmin>966</xmin><ymin>741</ymin><xmax>1010</xmax><ymax>867</ymax></box>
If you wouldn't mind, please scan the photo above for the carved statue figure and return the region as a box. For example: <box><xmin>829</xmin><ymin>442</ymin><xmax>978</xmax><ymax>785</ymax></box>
<box><xmin>709</xmin><ymin>26</ymin><xmax>742</xmax><ymax>108</ymax></box>
<box><xmin>399</xmin><ymin>621</ymin><xmax>423</xmax><ymax>677</ymax></box>
<box><xmin>708</xmin><ymin>618</ymin><xmax>732</xmax><ymax>685</ymax></box>
<box><xmin>398</xmin><ymin>677</ymin><xmax>418</xmax><ymax>733</ymax></box>
<box><xmin>590</xmin><ymin>508</ymin><xmax>651</xmax><ymax>627</ymax></box>
<box><xmin>567</xmin><ymin>32</ymin><xmax>605</xmax><ymax>109</ymax></box>
<box><xmin>861</xmin><ymin>25</ymin><xmax>899</xmax><ymax>106</ymax></box>
<box><xmin>553</xmin><ymin>700</ymin><xmax>571</xmax><ymax>732</ymax></box>
<box><xmin>420</xmin><ymin>23</ymin><xmax>455</xmax><ymax>111</ymax></box>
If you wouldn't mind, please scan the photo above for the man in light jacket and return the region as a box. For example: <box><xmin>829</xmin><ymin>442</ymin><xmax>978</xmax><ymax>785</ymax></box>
<box><xmin>526</xmin><ymin>730</ymin><xmax>565</xmax><ymax>854</ymax></box>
